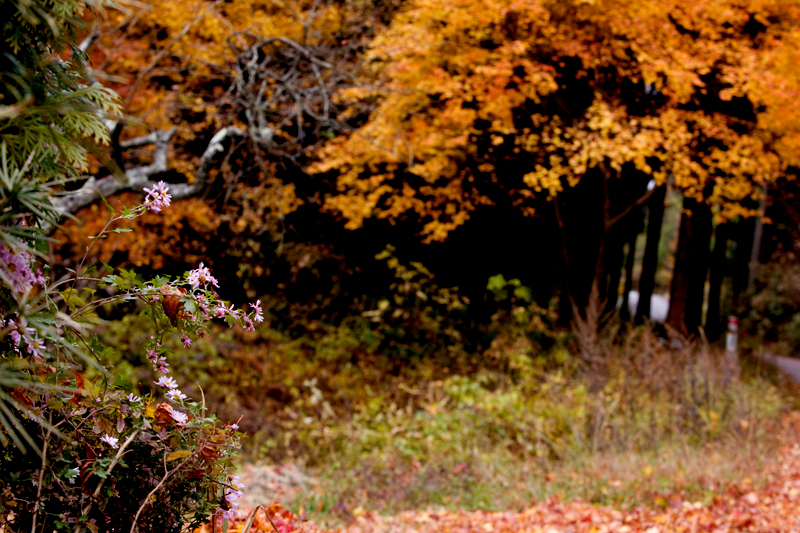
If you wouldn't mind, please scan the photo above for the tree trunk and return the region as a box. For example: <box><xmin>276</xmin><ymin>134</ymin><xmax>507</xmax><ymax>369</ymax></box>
<box><xmin>706</xmin><ymin>222</ymin><xmax>729</xmax><ymax>341</ymax></box>
<box><xmin>602</xmin><ymin>232</ymin><xmax>626</xmax><ymax>314</ymax></box>
<box><xmin>685</xmin><ymin>200</ymin><xmax>712</xmax><ymax>332</ymax></box>
<box><xmin>732</xmin><ymin>216</ymin><xmax>756</xmax><ymax>305</ymax></box>
<box><xmin>748</xmin><ymin>184</ymin><xmax>769</xmax><ymax>291</ymax></box>
<box><xmin>619</xmin><ymin>228</ymin><xmax>638</xmax><ymax>321</ymax></box>
<box><xmin>666</xmin><ymin>196</ymin><xmax>712</xmax><ymax>335</ymax></box>
<box><xmin>636</xmin><ymin>185</ymin><xmax>666</xmax><ymax>321</ymax></box>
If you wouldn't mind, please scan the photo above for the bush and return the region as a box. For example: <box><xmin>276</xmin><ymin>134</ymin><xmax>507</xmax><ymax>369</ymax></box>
<box><xmin>0</xmin><ymin>2</ymin><xmax>253</xmax><ymax>530</ymax></box>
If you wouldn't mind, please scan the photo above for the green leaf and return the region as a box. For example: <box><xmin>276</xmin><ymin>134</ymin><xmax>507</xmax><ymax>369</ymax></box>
<box><xmin>152</xmin><ymin>275</ymin><xmax>171</xmax><ymax>287</ymax></box>
<box><xmin>183</xmin><ymin>299</ymin><xmax>198</xmax><ymax>314</ymax></box>
<box><xmin>112</xmin><ymin>228</ymin><xmax>132</xmax><ymax>233</ymax></box>
<box><xmin>487</xmin><ymin>274</ymin><xmax>507</xmax><ymax>292</ymax></box>
<box><xmin>98</xmin><ymin>191</ymin><xmax>115</xmax><ymax>216</ymax></box>
<box><xmin>60</xmin><ymin>288</ymin><xmax>86</xmax><ymax>312</ymax></box>
<box><xmin>513</xmin><ymin>286</ymin><xmax>532</xmax><ymax>302</ymax></box>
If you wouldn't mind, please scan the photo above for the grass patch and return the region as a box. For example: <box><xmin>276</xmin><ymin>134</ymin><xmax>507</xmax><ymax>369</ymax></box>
<box><xmin>99</xmin><ymin>313</ymin><xmax>798</xmax><ymax>524</ymax></box>
<box><xmin>288</xmin><ymin>368</ymin><xmax>789</xmax><ymax>525</ymax></box>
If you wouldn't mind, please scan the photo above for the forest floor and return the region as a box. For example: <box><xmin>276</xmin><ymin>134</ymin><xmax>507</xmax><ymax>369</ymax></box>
<box><xmin>206</xmin><ymin>411</ymin><xmax>800</xmax><ymax>533</ymax></box>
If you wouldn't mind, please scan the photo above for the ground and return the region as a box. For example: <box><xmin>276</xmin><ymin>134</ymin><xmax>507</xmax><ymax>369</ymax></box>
<box><xmin>198</xmin><ymin>412</ymin><xmax>800</xmax><ymax>533</ymax></box>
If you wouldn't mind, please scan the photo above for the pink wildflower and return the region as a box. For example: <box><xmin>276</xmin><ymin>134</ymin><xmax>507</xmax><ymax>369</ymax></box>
<box><xmin>143</xmin><ymin>181</ymin><xmax>171</xmax><ymax>213</ymax></box>
<box><xmin>215</xmin><ymin>303</ymin><xmax>233</xmax><ymax>318</ymax></box>
<box><xmin>23</xmin><ymin>334</ymin><xmax>45</xmax><ymax>358</ymax></box>
<box><xmin>187</xmin><ymin>263</ymin><xmax>219</xmax><ymax>289</ymax></box>
<box><xmin>147</xmin><ymin>346</ymin><xmax>169</xmax><ymax>373</ymax></box>
<box><xmin>219</xmin><ymin>475</ymin><xmax>244</xmax><ymax>520</ymax></box>
<box><xmin>165</xmin><ymin>389</ymin><xmax>187</xmax><ymax>401</ymax></box>
<box><xmin>0</xmin><ymin>244</ymin><xmax>46</xmax><ymax>297</ymax></box>
<box><xmin>181</xmin><ymin>334</ymin><xmax>191</xmax><ymax>347</ymax></box>
<box><xmin>100</xmin><ymin>435</ymin><xmax>119</xmax><ymax>448</ymax></box>
<box><xmin>155</xmin><ymin>376</ymin><xmax>178</xmax><ymax>389</ymax></box>
<box><xmin>170</xmin><ymin>410</ymin><xmax>188</xmax><ymax>425</ymax></box>
<box><xmin>250</xmin><ymin>300</ymin><xmax>264</xmax><ymax>323</ymax></box>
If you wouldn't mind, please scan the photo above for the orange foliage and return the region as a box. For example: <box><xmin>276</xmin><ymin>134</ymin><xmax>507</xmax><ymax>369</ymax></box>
<box><xmin>57</xmin><ymin>194</ymin><xmax>221</xmax><ymax>269</ymax></box>
<box><xmin>314</xmin><ymin>0</ymin><xmax>800</xmax><ymax>241</ymax></box>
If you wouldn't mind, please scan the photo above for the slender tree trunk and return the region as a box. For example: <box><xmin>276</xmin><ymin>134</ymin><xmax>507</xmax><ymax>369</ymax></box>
<box><xmin>666</xmin><ymin>203</ymin><xmax>692</xmax><ymax>334</ymax></box>
<box><xmin>732</xmin><ymin>216</ymin><xmax>756</xmax><ymax>305</ymax></box>
<box><xmin>636</xmin><ymin>185</ymin><xmax>666</xmax><ymax>322</ymax></box>
<box><xmin>619</xmin><ymin>228</ymin><xmax>638</xmax><ymax>321</ymax></box>
<box><xmin>602</xmin><ymin>232</ymin><xmax>626</xmax><ymax>314</ymax></box>
<box><xmin>748</xmin><ymin>184</ymin><xmax>769</xmax><ymax>291</ymax></box>
<box><xmin>685</xmin><ymin>200</ymin><xmax>712</xmax><ymax>332</ymax></box>
<box><xmin>706</xmin><ymin>222</ymin><xmax>729</xmax><ymax>341</ymax></box>
<box><xmin>667</xmin><ymin>196</ymin><xmax>712</xmax><ymax>335</ymax></box>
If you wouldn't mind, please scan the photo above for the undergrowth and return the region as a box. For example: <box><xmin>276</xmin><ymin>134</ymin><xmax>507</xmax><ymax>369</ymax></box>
<box><xmin>97</xmin><ymin>308</ymin><xmax>797</xmax><ymax>524</ymax></box>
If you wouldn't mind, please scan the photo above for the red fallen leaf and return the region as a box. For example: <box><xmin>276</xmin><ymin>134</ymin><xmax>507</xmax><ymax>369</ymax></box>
<box><xmin>160</xmin><ymin>286</ymin><xmax>189</xmax><ymax>326</ymax></box>
<box><xmin>80</xmin><ymin>444</ymin><xmax>97</xmax><ymax>491</ymax></box>
<box><xmin>154</xmin><ymin>402</ymin><xmax>174</xmax><ymax>424</ymax></box>
<box><xmin>731</xmin><ymin>510</ymin><xmax>754</xmax><ymax>527</ymax></box>
<box><xmin>67</xmin><ymin>371</ymin><xmax>85</xmax><ymax>404</ymax></box>
<box><xmin>10</xmin><ymin>387</ymin><xmax>34</xmax><ymax>410</ymax></box>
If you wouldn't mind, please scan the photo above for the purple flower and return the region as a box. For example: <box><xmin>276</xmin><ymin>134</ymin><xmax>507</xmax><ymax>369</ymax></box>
<box><xmin>181</xmin><ymin>334</ymin><xmax>191</xmax><ymax>347</ymax></box>
<box><xmin>126</xmin><ymin>393</ymin><xmax>141</xmax><ymax>403</ymax></box>
<box><xmin>170</xmin><ymin>410</ymin><xmax>188</xmax><ymax>425</ymax></box>
<box><xmin>24</xmin><ymin>334</ymin><xmax>45</xmax><ymax>358</ymax></box>
<box><xmin>66</xmin><ymin>468</ymin><xmax>79</xmax><ymax>484</ymax></box>
<box><xmin>250</xmin><ymin>300</ymin><xmax>264</xmax><ymax>323</ymax></box>
<box><xmin>155</xmin><ymin>376</ymin><xmax>178</xmax><ymax>389</ymax></box>
<box><xmin>147</xmin><ymin>345</ymin><xmax>169</xmax><ymax>373</ymax></box>
<box><xmin>143</xmin><ymin>181</ymin><xmax>171</xmax><ymax>213</ymax></box>
<box><xmin>187</xmin><ymin>263</ymin><xmax>219</xmax><ymax>289</ymax></box>
<box><xmin>0</xmin><ymin>244</ymin><xmax>46</xmax><ymax>298</ymax></box>
<box><xmin>165</xmin><ymin>389</ymin><xmax>187</xmax><ymax>401</ymax></box>
<box><xmin>219</xmin><ymin>475</ymin><xmax>244</xmax><ymax>519</ymax></box>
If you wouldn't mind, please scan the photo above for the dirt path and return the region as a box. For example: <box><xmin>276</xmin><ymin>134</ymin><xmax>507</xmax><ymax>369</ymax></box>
<box><xmin>760</xmin><ymin>352</ymin><xmax>800</xmax><ymax>385</ymax></box>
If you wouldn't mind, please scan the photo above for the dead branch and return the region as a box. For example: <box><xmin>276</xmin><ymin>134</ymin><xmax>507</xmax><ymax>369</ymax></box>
<box><xmin>51</xmin><ymin>126</ymin><xmax>244</xmax><ymax>219</ymax></box>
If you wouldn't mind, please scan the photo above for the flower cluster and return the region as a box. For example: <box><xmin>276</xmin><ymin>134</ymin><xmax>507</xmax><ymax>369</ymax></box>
<box><xmin>7</xmin><ymin>317</ymin><xmax>46</xmax><ymax>357</ymax></box>
<box><xmin>0</xmin><ymin>244</ymin><xmax>45</xmax><ymax>298</ymax></box>
<box><xmin>147</xmin><ymin>339</ymin><xmax>169</xmax><ymax>373</ymax></box>
<box><xmin>187</xmin><ymin>262</ymin><xmax>219</xmax><ymax>289</ymax></box>
<box><xmin>143</xmin><ymin>181</ymin><xmax>172</xmax><ymax>213</ymax></box>
<box><xmin>220</xmin><ymin>474</ymin><xmax>244</xmax><ymax>520</ymax></box>
<box><xmin>0</xmin><ymin>184</ymin><xmax>247</xmax><ymax>532</ymax></box>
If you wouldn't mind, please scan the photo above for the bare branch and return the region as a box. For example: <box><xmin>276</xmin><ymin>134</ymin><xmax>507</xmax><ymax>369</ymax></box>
<box><xmin>120</xmin><ymin>132</ymin><xmax>160</xmax><ymax>149</ymax></box>
<box><xmin>51</xmin><ymin>126</ymin><xmax>245</xmax><ymax>220</ymax></box>
<box><xmin>78</xmin><ymin>24</ymin><xmax>100</xmax><ymax>53</ymax></box>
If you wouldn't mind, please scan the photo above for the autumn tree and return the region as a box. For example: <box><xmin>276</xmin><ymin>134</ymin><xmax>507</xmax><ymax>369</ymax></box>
<box><xmin>312</xmin><ymin>0</ymin><xmax>800</xmax><ymax>331</ymax></box>
<box><xmin>51</xmin><ymin>0</ymin><xmax>398</xmax><ymax>301</ymax></box>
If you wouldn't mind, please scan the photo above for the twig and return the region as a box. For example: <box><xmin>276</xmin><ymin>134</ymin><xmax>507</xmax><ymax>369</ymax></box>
<box><xmin>30</xmin><ymin>410</ymin><xmax>53</xmax><ymax>533</ymax></box>
<box><xmin>127</xmin><ymin>453</ymin><xmax>196</xmax><ymax>533</ymax></box>
<box><xmin>74</xmin><ymin>430</ymin><xmax>140</xmax><ymax>533</ymax></box>
<box><xmin>123</xmin><ymin>1</ymin><xmax>223</xmax><ymax>111</ymax></box>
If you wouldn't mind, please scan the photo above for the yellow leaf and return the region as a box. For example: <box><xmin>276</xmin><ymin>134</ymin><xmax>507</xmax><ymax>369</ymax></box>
<box><xmin>166</xmin><ymin>450</ymin><xmax>193</xmax><ymax>462</ymax></box>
